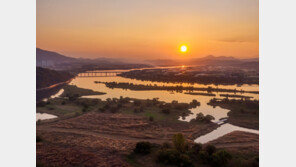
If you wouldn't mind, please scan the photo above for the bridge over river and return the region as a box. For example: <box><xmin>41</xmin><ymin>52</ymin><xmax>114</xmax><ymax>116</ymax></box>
<box><xmin>77</xmin><ymin>71</ymin><xmax>123</xmax><ymax>77</ymax></box>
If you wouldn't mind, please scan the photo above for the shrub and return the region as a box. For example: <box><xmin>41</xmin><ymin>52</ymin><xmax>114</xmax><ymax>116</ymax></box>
<box><xmin>162</xmin><ymin>108</ymin><xmax>170</xmax><ymax>114</ymax></box>
<box><xmin>196</xmin><ymin>113</ymin><xmax>205</xmax><ymax>121</ymax></box>
<box><xmin>211</xmin><ymin>150</ymin><xmax>232</xmax><ymax>167</ymax></box>
<box><xmin>191</xmin><ymin>143</ymin><xmax>203</xmax><ymax>154</ymax></box>
<box><xmin>106</xmin><ymin>98</ymin><xmax>112</xmax><ymax>103</ymax></box>
<box><xmin>133</xmin><ymin>142</ymin><xmax>152</xmax><ymax>155</ymax></box>
<box><xmin>198</xmin><ymin>151</ymin><xmax>210</xmax><ymax>164</ymax></box>
<box><xmin>149</xmin><ymin>116</ymin><xmax>154</xmax><ymax>122</ymax></box>
<box><xmin>134</xmin><ymin>100</ymin><xmax>141</xmax><ymax>106</ymax></box>
<box><xmin>173</xmin><ymin>133</ymin><xmax>187</xmax><ymax>153</ymax></box>
<box><xmin>205</xmin><ymin>144</ymin><xmax>216</xmax><ymax>155</ymax></box>
<box><xmin>162</xmin><ymin>142</ymin><xmax>172</xmax><ymax>149</ymax></box>
<box><xmin>103</xmin><ymin>104</ymin><xmax>110</xmax><ymax>110</ymax></box>
<box><xmin>61</xmin><ymin>101</ymin><xmax>66</xmax><ymax>105</ymax></box>
<box><xmin>191</xmin><ymin>99</ymin><xmax>201</xmax><ymax>106</ymax></box>
<box><xmin>172</xmin><ymin>100</ymin><xmax>178</xmax><ymax>104</ymax></box>
<box><xmin>117</xmin><ymin>103</ymin><xmax>122</xmax><ymax>109</ymax></box>
<box><xmin>195</xmin><ymin>113</ymin><xmax>214</xmax><ymax>123</ymax></box>
<box><xmin>157</xmin><ymin>149</ymin><xmax>194</xmax><ymax>167</ymax></box>
<box><xmin>204</xmin><ymin>115</ymin><xmax>215</xmax><ymax>123</ymax></box>
<box><xmin>98</xmin><ymin>108</ymin><xmax>105</xmax><ymax>112</ymax></box>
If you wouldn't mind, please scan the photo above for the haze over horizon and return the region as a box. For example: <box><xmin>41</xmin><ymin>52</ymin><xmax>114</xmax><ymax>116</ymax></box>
<box><xmin>37</xmin><ymin>0</ymin><xmax>258</xmax><ymax>60</ymax></box>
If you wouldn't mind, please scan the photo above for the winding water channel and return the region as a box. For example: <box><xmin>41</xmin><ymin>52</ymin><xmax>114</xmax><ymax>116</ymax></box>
<box><xmin>38</xmin><ymin>68</ymin><xmax>259</xmax><ymax>143</ymax></box>
<box><xmin>68</xmin><ymin>69</ymin><xmax>259</xmax><ymax>143</ymax></box>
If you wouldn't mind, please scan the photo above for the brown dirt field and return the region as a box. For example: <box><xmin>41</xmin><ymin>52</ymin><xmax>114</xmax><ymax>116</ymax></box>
<box><xmin>37</xmin><ymin>112</ymin><xmax>218</xmax><ymax>167</ymax></box>
<box><xmin>208</xmin><ymin>131</ymin><xmax>259</xmax><ymax>154</ymax></box>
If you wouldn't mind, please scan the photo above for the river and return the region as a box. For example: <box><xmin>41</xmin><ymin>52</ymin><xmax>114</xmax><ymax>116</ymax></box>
<box><xmin>66</xmin><ymin>69</ymin><xmax>259</xmax><ymax>143</ymax></box>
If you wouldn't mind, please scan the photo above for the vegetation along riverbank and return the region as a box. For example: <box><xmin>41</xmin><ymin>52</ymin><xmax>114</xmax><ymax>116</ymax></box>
<box><xmin>95</xmin><ymin>81</ymin><xmax>259</xmax><ymax>94</ymax></box>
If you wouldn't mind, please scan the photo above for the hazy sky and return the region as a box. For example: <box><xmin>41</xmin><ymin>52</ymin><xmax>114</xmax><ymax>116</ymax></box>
<box><xmin>37</xmin><ymin>0</ymin><xmax>258</xmax><ymax>60</ymax></box>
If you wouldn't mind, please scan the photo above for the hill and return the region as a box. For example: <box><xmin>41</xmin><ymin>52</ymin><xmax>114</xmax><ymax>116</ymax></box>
<box><xmin>36</xmin><ymin>48</ymin><xmax>151</xmax><ymax>71</ymax></box>
<box><xmin>36</xmin><ymin>67</ymin><xmax>74</xmax><ymax>89</ymax></box>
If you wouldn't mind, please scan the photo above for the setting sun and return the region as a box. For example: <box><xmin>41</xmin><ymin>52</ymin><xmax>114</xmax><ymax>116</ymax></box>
<box><xmin>180</xmin><ymin>45</ymin><xmax>187</xmax><ymax>53</ymax></box>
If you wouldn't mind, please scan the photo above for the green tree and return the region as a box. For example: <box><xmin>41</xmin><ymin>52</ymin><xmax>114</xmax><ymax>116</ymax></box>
<box><xmin>173</xmin><ymin>133</ymin><xmax>187</xmax><ymax>153</ymax></box>
<box><xmin>211</xmin><ymin>150</ymin><xmax>232</xmax><ymax>167</ymax></box>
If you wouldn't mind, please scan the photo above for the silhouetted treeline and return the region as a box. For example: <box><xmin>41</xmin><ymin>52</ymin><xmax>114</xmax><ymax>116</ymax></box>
<box><xmin>36</xmin><ymin>67</ymin><xmax>74</xmax><ymax>89</ymax></box>
<box><xmin>119</xmin><ymin>69</ymin><xmax>259</xmax><ymax>85</ymax></box>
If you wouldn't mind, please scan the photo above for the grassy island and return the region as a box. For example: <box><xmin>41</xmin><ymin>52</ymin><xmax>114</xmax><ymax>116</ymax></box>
<box><xmin>95</xmin><ymin>81</ymin><xmax>259</xmax><ymax>94</ymax></box>
<box><xmin>208</xmin><ymin>98</ymin><xmax>259</xmax><ymax>130</ymax></box>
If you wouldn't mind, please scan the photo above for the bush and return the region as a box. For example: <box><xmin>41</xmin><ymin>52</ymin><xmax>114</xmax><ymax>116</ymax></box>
<box><xmin>157</xmin><ymin>149</ymin><xmax>194</xmax><ymax>167</ymax></box>
<box><xmin>134</xmin><ymin>100</ymin><xmax>141</xmax><ymax>106</ymax></box>
<box><xmin>195</xmin><ymin>113</ymin><xmax>214</xmax><ymax>123</ymax></box>
<box><xmin>199</xmin><ymin>151</ymin><xmax>210</xmax><ymax>164</ymax></box>
<box><xmin>149</xmin><ymin>116</ymin><xmax>154</xmax><ymax>122</ymax></box>
<box><xmin>103</xmin><ymin>104</ymin><xmax>110</xmax><ymax>110</ymax></box>
<box><xmin>172</xmin><ymin>100</ymin><xmax>178</xmax><ymax>104</ymax></box>
<box><xmin>204</xmin><ymin>115</ymin><xmax>215</xmax><ymax>123</ymax></box>
<box><xmin>162</xmin><ymin>108</ymin><xmax>170</xmax><ymax>114</ymax></box>
<box><xmin>205</xmin><ymin>144</ymin><xmax>216</xmax><ymax>155</ymax></box>
<box><xmin>133</xmin><ymin>142</ymin><xmax>152</xmax><ymax>155</ymax></box>
<box><xmin>173</xmin><ymin>133</ymin><xmax>187</xmax><ymax>153</ymax></box>
<box><xmin>191</xmin><ymin>99</ymin><xmax>201</xmax><ymax>106</ymax></box>
<box><xmin>196</xmin><ymin>113</ymin><xmax>205</xmax><ymax>121</ymax></box>
<box><xmin>162</xmin><ymin>142</ymin><xmax>172</xmax><ymax>149</ymax></box>
<box><xmin>211</xmin><ymin>150</ymin><xmax>232</xmax><ymax>167</ymax></box>
<box><xmin>191</xmin><ymin>143</ymin><xmax>203</xmax><ymax>154</ymax></box>
<box><xmin>61</xmin><ymin>101</ymin><xmax>66</xmax><ymax>105</ymax></box>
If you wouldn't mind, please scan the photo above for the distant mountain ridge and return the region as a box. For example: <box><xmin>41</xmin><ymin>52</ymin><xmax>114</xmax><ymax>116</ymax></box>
<box><xmin>36</xmin><ymin>48</ymin><xmax>151</xmax><ymax>71</ymax></box>
<box><xmin>146</xmin><ymin>55</ymin><xmax>258</xmax><ymax>67</ymax></box>
<box><xmin>36</xmin><ymin>48</ymin><xmax>76</xmax><ymax>63</ymax></box>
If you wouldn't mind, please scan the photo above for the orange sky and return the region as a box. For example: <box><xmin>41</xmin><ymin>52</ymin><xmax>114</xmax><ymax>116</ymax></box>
<box><xmin>37</xmin><ymin>0</ymin><xmax>258</xmax><ymax>60</ymax></box>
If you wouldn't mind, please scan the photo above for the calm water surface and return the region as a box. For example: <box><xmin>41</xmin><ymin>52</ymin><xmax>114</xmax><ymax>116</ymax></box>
<box><xmin>68</xmin><ymin>73</ymin><xmax>259</xmax><ymax>143</ymax></box>
<box><xmin>36</xmin><ymin>113</ymin><xmax>57</xmax><ymax>121</ymax></box>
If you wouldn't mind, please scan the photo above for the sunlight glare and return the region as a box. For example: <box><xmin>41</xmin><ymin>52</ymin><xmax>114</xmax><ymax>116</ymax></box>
<box><xmin>180</xmin><ymin>45</ymin><xmax>187</xmax><ymax>53</ymax></box>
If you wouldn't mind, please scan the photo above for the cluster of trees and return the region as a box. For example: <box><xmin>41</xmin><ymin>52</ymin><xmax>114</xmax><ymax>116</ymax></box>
<box><xmin>209</xmin><ymin>98</ymin><xmax>259</xmax><ymax>110</ymax></box>
<box><xmin>132</xmin><ymin>133</ymin><xmax>258</xmax><ymax>167</ymax></box>
<box><xmin>191</xmin><ymin>113</ymin><xmax>215</xmax><ymax>123</ymax></box>
<box><xmin>119</xmin><ymin>69</ymin><xmax>259</xmax><ymax>85</ymax></box>
<box><xmin>101</xmin><ymin>81</ymin><xmax>257</xmax><ymax>94</ymax></box>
